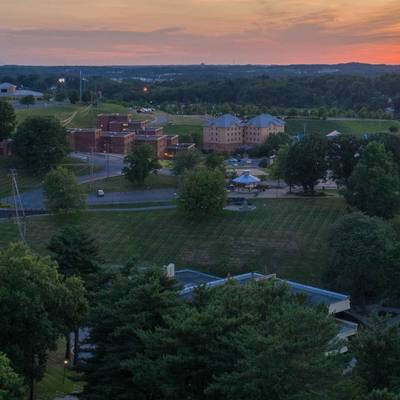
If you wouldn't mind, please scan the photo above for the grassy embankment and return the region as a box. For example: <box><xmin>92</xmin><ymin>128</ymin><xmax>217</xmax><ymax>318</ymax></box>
<box><xmin>0</xmin><ymin>198</ymin><xmax>345</xmax><ymax>286</ymax></box>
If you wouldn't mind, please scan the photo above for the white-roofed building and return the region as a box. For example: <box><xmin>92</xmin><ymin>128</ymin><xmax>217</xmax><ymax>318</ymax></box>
<box><xmin>0</xmin><ymin>82</ymin><xmax>43</xmax><ymax>99</ymax></box>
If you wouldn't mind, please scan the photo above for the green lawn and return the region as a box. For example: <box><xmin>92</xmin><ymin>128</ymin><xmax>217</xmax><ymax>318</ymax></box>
<box><xmin>15</xmin><ymin>102</ymin><xmax>128</xmax><ymax>128</ymax></box>
<box><xmin>285</xmin><ymin>118</ymin><xmax>400</xmax><ymax>135</ymax></box>
<box><xmin>36</xmin><ymin>340</ymin><xmax>83</xmax><ymax>400</ymax></box>
<box><xmin>164</xmin><ymin>124</ymin><xmax>203</xmax><ymax>145</ymax></box>
<box><xmin>0</xmin><ymin>198</ymin><xmax>346</xmax><ymax>285</ymax></box>
<box><xmin>81</xmin><ymin>173</ymin><xmax>178</xmax><ymax>193</ymax></box>
<box><xmin>0</xmin><ymin>158</ymin><xmax>42</xmax><ymax>198</ymax></box>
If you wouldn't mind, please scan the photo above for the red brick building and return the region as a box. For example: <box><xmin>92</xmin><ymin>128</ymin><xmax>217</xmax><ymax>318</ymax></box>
<box><xmin>99</xmin><ymin>132</ymin><xmax>135</xmax><ymax>154</ymax></box>
<box><xmin>69</xmin><ymin>129</ymin><xmax>101</xmax><ymax>153</ymax></box>
<box><xmin>135</xmin><ymin>135</ymin><xmax>169</xmax><ymax>159</ymax></box>
<box><xmin>97</xmin><ymin>114</ymin><xmax>129</xmax><ymax>132</ymax></box>
<box><xmin>68</xmin><ymin>114</ymin><xmax>195</xmax><ymax>158</ymax></box>
<box><xmin>0</xmin><ymin>139</ymin><xmax>14</xmax><ymax>157</ymax></box>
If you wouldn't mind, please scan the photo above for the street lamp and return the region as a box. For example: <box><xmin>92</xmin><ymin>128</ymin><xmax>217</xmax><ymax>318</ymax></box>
<box><xmin>63</xmin><ymin>359</ymin><xmax>69</xmax><ymax>384</ymax></box>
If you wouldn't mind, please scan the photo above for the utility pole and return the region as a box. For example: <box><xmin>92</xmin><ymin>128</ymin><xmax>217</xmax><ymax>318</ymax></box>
<box><xmin>79</xmin><ymin>70</ymin><xmax>83</xmax><ymax>103</ymax></box>
<box><xmin>9</xmin><ymin>169</ymin><xmax>26</xmax><ymax>244</ymax></box>
<box><xmin>90</xmin><ymin>147</ymin><xmax>95</xmax><ymax>191</ymax></box>
<box><xmin>106</xmin><ymin>143</ymin><xmax>110</xmax><ymax>178</ymax></box>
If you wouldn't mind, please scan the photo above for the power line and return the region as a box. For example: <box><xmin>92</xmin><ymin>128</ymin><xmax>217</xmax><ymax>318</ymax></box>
<box><xmin>9</xmin><ymin>169</ymin><xmax>27</xmax><ymax>244</ymax></box>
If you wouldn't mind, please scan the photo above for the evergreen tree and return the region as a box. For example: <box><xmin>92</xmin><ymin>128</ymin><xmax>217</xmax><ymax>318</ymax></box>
<box><xmin>81</xmin><ymin>264</ymin><xmax>182</xmax><ymax>400</ymax></box>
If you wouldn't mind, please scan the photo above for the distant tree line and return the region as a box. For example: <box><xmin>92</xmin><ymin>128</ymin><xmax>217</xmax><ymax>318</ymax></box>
<box><xmin>2</xmin><ymin>73</ymin><xmax>400</xmax><ymax>116</ymax></box>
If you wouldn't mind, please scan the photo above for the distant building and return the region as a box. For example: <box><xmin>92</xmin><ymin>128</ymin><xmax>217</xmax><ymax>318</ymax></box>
<box><xmin>0</xmin><ymin>139</ymin><xmax>14</xmax><ymax>157</ymax></box>
<box><xmin>173</xmin><ymin>268</ymin><xmax>358</xmax><ymax>349</ymax></box>
<box><xmin>0</xmin><ymin>82</ymin><xmax>43</xmax><ymax>99</ymax></box>
<box><xmin>203</xmin><ymin>113</ymin><xmax>285</xmax><ymax>153</ymax></box>
<box><xmin>69</xmin><ymin>114</ymin><xmax>195</xmax><ymax>158</ymax></box>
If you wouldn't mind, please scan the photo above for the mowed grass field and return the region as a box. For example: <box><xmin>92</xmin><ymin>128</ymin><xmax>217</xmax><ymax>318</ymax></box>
<box><xmin>15</xmin><ymin>102</ymin><xmax>128</xmax><ymax>128</ymax></box>
<box><xmin>285</xmin><ymin>118</ymin><xmax>400</xmax><ymax>135</ymax></box>
<box><xmin>0</xmin><ymin>198</ymin><xmax>345</xmax><ymax>285</ymax></box>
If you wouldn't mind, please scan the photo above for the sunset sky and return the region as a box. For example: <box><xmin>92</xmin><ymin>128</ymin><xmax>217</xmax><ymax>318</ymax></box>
<box><xmin>1</xmin><ymin>0</ymin><xmax>400</xmax><ymax>65</ymax></box>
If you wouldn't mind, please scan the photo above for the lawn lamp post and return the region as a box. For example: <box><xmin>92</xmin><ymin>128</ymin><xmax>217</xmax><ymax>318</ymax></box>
<box><xmin>63</xmin><ymin>359</ymin><xmax>69</xmax><ymax>384</ymax></box>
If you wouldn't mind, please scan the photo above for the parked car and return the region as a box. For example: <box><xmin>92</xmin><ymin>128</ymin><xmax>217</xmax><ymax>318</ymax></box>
<box><xmin>97</xmin><ymin>189</ymin><xmax>105</xmax><ymax>197</ymax></box>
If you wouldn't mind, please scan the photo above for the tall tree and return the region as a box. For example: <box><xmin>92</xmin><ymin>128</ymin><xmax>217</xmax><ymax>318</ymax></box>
<box><xmin>0</xmin><ymin>353</ymin><xmax>24</xmax><ymax>400</ymax></box>
<box><xmin>178</xmin><ymin>166</ymin><xmax>227</xmax><ymax>218</ymax></box>
<box><xmin>81</xmin><ymin>264</ymin><xmax>182</xmax><ymax>400</ymax></box>
<box><xmin>204</xmin><ymin>152</ymin><xmax>224</xmax><ymax>171</ymax></box>
<box><xmin>0</xmin><ymin>100</ymin><xmax>16</xmax><ymax>140</ymax></box>
<box><xmin>0</xmin><ymin>243</ymin><xmax>87</xmax><ymax>399</ymax></box>
<box><xmin>351</xmin><ymin>316</ymin><xmax>400</xmax><ymax>397</ymax></box>
<box><xmin>123</xmin><ymin>144</ymin><xmax>160</xmax><ymax>185</ymax></box>
<box><xmin>345</xmin><ymin>141</ymin><xmax>400</xmax><ymax>218</ymax></box>
<box><xmin>124</xmin><ymin>280</ymin><xmax>343</xmax><ymax>400</ymax></box>
<box><xmin>43</xmin><ymin>167</ymin><xmax>86</xmax><ymax>213</ymax></box>
<box><xmin>13</xmin><ymin>116</ymin><xmax>69</xmax><ymax>174</ymax></box>
<box><xmin>325</xmin><ymin>212</ymin><xmax>395</xmax><ymax>306</ymax></box>
<box><xmin>48</xmin><ymin>227</ymin><xmax>97</xmax><ymax>363</ymax></box>
<box><xmin>284</xmin><ymin>134</ymin><xmax>327</xmax><ymax>193</ymax></box>
<box><xmin>327</xmin><ymin>134</ymin><xmax>362</xmax><ymax>186</ymax></box>
<box><xmin>173</xmin><ymin>149</ymin><xmax>202</xmax><ymax>175</ymax></box>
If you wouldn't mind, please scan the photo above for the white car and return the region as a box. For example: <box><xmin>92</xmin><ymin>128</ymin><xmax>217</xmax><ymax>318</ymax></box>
<box><xmin>97</xmin><ymin>189</ymin><xmax>105</xmax><ymax>197</ymax></box>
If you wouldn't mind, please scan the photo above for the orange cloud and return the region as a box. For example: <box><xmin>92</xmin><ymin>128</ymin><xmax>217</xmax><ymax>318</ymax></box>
<box><xmin>0</xmin><ymin>0</ymin><xmax>399</xmax><ymax>64</ymax></box>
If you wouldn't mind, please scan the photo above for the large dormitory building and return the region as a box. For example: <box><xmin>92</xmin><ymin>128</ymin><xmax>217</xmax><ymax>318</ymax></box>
<box><xmin>203</xmin><ymin>113</ymin><xmax>285</xmax><ymax>153</ymax></box>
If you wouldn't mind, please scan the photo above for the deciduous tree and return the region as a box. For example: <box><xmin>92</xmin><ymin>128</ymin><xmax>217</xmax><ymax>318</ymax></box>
<box><xmin>0</xmin><ymin>100</ymin><xmax>16</xmax><ymax>140</ymax></box>
<box><xmin>123</xmin><ymin>144</ymin><xmax>160</xmax><ymax>185</ymax></box>
<box><xmin>43</xmin><ymin>167</ymin><xmax>86</xmax><ymax>213</ymax></box>
<box><xmin>325</xmin><ymin>213</ymin><xmax>395</xmax><ymax>305</ymax></box>
<box><xmin>345</xmin><ymin>141</ymin><xmax>400</xmax><ymax>218</ymax></box>
<box><xmin>178</xmin><ymin>166</ymin><xmax>227</xmax><ymax>217</ymax></box>
<box><xmin>0</xmin><ymin>353</ymin><xmax>24</xmax><ymax>400</ymax></box>
<box><xmin>13</xmin><ymin>116</ymin><xmax>69</xmax><ymax>174</ymax></box>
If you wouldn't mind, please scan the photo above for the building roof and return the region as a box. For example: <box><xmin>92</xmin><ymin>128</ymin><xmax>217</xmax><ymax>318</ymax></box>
<box><xmin>326</xmin><ymin>130</ymin><xmax>342</xmax><ymax>137</ymax></box>
<box><xmin>205</xmin><ymin>114</ymin><xmax>243</xmax><ymax>128</ymax></box>
<box><xmin>136</xmin><ymin>134</ymin><xmax>166</xmax><ymax>142</ymax></box>
<box><xmin>232</xmin><ymin>171</ymin><xmax>261</xmax><ymax>185</ymax></box>
<box><xmin>246</xmin><ymin>114</ymin><xmax>285</xmax><ymax>128</ymax></box>
<box><xmin>176</xmin><ymin>270</ymin><xmax>350</xmax><ymax>312</ymax></box>
<box><xmin>0</xmin><ymin>82</ymin><xmax>16</xmax><ymax>89</ymax></box>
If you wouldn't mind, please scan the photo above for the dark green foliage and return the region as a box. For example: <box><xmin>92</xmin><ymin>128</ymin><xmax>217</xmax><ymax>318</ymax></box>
<box><xmin>327</xmin><ymin>134</ymin><xmax>363</xmax><ymax>184</ymax></box>
<box><xmin>19</xmin><ymin>95</ymin><xmax>35</xmax><ymax>107</ymax></box>
<box><xmin>351</xmin><ymin>316</ymin><xmax>400</xmax><ymax>397</ymax></box>
<box><xmin>43</xmin><ymin>167</ymin><xmax>86</xmax><ymax>213</ymax></box>
<box><xmin>120</xmin><ymin>280</ymin><xmax>343</xmax><ymax>400</ymax></box>
<box><xmin>13</xmin><ymin>116</ymin><xmax>69</xmax><ymax>174</ymax></box>
<box><xmin>0</xmin><ymin>353</ymin><xmax>24</xmax><ymax>400</ymax></box>
<box><xmin>173</xmin><ymin>149</ymin><xmax>202</xmax><ymax>175</ymax></box>
<box><xmin>326</xmin><ymin>213</ymin><xmax>395</xmax><ymax>305</ymax></box>
<box><xmin>285</xmin><ymin>134</ymin><xmax>327</xmax><ymax>193</ymax></box>
<box><xmin>123</xmin><ymin>144</ymin><xmax>160</xmax><ymax>185</ymax></box>
<box><xmin>345</xmin><ymin>142</ymin><xmax>400</xmax><ymax>218</ymax></box>
<box><xmin>178</xmin><ymin>166</ymin><xmax>227</xmax><ymax>217</ymax></box>
<box><xmin>48</xmin><ymin>226</ymin><xmax>100</xmax><ymax>287</ymax></box>
<box><xmin>68</xmin><ymin>90</ymin><xmax>79</xmax><ymax>104</ymax></box>
<box><xmin>366</xmin><ymin>389</ymin><xmax>400</xmax><ymax>400</ymax></box>
<box><xmin>250</xmin><ymin>131</ymin><xmax>292</xmax><ymax>158</ymax></box>
<box><xmin>81</xmin><ymin>264</ymin><xmax>182</xmax><ymax>400</ymax></box>
<box><xmin>204</xmin><ymin>152</ymin><xmax>224</xmax><ymax>170</ymax></box>
<box><xmin>0</xmin><ymin>243</ymin><xmax>87</xmax><ymax>391</ymax></box>
<box><xmin>0</xmin><ymin>100</ymin><xmax>16</xmax><ymax>140</ymax></box>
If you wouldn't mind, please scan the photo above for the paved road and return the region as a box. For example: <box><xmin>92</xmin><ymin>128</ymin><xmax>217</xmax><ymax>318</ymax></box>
<box><xmin>1</xmin><ymin>188</ymin><xmax>177</xmax><ymax>210</ymax></box>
